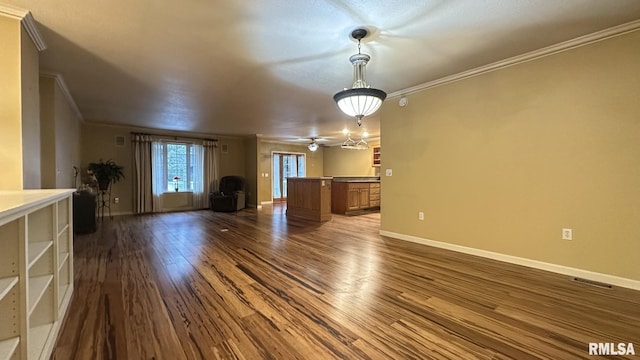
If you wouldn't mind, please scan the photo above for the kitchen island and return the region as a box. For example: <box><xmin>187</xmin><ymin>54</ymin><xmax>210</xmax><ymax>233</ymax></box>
<box><xmin>286</xmin><ymin>177</ymin><xmax>333</xmax><ymax>222</ymax></box>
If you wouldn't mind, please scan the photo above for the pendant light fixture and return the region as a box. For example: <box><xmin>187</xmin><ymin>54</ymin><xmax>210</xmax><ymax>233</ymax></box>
<box><xmin>341</xmin><ymin>132</ymin><xmax>368</xmax><ymax>150</ymax></box>
<box><xmin>307</xmin><ymin>138</ymin><xmax>319</xmax><ymax>152</ymax></box>
<box><xmin>333</xmin><ymin>28</ymin><xmax>387</xmax><ymax>127</ymax></box>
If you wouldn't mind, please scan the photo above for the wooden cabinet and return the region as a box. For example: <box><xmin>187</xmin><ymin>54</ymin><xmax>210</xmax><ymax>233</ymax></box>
<box><xmin>357</xmin><ymin>184</ymin><xmax>370</xmax><ymax>209</ymax></box>
<box><xmin>0</xmin><ymin>189</ymin><xmax>74</xmax><ymax>360</ymax></box>
<box><xmin>346</xmin><ymin>183</ymin><xmax>369</xmax><ymax>211</ymax></box>
<box><xmin>369</xmin><ymin>183</ymin><xmax>380</xmax><ymax>207</ymax></box>
<box><xmin>332</xmin><ymin>182</ymin><xmax>380</xmax><ymax>214</ymax></box>
<box><xmin>372</xmin><ymin>146</ymin><xmax>381</xmax><ymax>167</ymax></box>
<box><xmin>286</xmin><ymin>177</ymin><xmax>332</xmax><ymax>222</ymax></box>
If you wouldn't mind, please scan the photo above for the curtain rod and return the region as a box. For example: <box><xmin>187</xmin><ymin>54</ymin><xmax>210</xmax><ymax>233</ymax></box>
<box><xmin>130</xmin><ymin>132</ymin><xmax>218</xmax><ymax>142</ymax></box>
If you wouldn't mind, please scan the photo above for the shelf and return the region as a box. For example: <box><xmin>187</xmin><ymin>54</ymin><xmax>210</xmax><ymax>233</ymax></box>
<box><xmin>372</xmin><ymin>146</ymin><xmax>381</xmax><ymax>167</ymax></box>
<box><xmin>0</xmin><ymin>336</ymin><xmax>19</xmax><ymax>360</ymax></box>
<box><xmin>57</xmin><ymin>223</ymin><xmax>69</xmax><ymax>238</ymax></box>
<box><xmin>28</xmin><ymin>241</ymin><xmax>53</xmax><ymax>269</ymax></box>
<box><xmin>1</xmin><ymin>190</ymin><xmax>74</xmax><ymax>360</ymax></box>
<box><xmin>58</xmin><ymin>252</ymin><xmax>70</xmax><ymax>272</ymax></box>
<box><xmin>28</xmin><ymin>323</ymin><xmax>53</xmax><ymax>360</ymax></box>
<box><xmin>28</xmin><ymin>275</ymin><xmax>53</xmax><ymax>315</ymax></box>
<box><xmin>57</xmin><ymin>198</ymin><xmax>69</xmax><ymax>233</ymax></box>
<box><xmin>58</xmin><ymin>283</ymin><xmax>70</xmax><ymax>308</ymax></box>
<box><xmin>0</xmin><ymin>276</ymin><xmax>18</xmax><ymax>302</ymax></box>
<box><xmin>58</xmin><ymin>226</ymin><xmax>70</xmax><ymax>255</ymax></box>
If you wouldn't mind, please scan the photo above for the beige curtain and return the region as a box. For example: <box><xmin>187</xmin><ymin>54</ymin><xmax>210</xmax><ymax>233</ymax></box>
<box><xmin>132</xmin><ymin>134</ymin><xmax>153</xmax><ymax>213</ymax></box>
<box><xmin>151</xmin><ymin>141</ymin><xmax>165</xmax><ymax>212</ymax></box>
<box><xmin>202</xmin><ymin>140</ymin><xmax>219</xmax><ymax>209</ymax></box>
<box><xmin>192</xmin><ymin>144</ymin><xmax>206</xmax><ymax>209</ymax></box>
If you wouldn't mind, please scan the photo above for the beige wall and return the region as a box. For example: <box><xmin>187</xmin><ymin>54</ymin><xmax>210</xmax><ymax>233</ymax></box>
<box><xmin>40</xmin><ymin>75</ymin><xmax>82</xmax><ymax>189</ymax></box>
<box><xmin>323</xmin><ymin>144</ymin><xmax>380</xmax><ymax>177</ymax></box>
<box><xmin>81</xmin><ymin>124</ymin><xmax>132</xmax><ymax>214</ymax></box>
<box><xmin>257</xmin><ymin>140</ymin><xmax>324</xmax><ymax>204</ymax></box>
<box><xmin>21</xmin><ymin>26</ymin><xmax>41</xmax><ymax>189</ymax></box>
<box><xmin>81</xmin><ymin>123</ymin><xmax>246</xmax><ymax>214</ymax></box>
<box><xmin>54</xmin><ymin>79</ymin><xmax>82</xmax><ymax>188</ymax></box>
<box><xmin>40</xmin><ymin>76</ymin><xmax>56</xmax><ymax>188</ymax></box>
<box><xmin>0</xmin><ymin>15</ymin><xmax>23</xmax><ymax>190</ymax></box>
<box><xmin>380</xmin><ymin>30</ymin><xmax>640</xmax><ymax>281</ymax></box>
<box><xmin>161</xmin><ymin>192</ymin><xmax>194</xmax><ymax>212</ymax></box>
<box><xmin>0</xmin><ymin>15</ymin><xmax>43</xmax><ymax>190</ymax></box>
<box><xmin>218</xmin><ymin>137</ymin><xmax>247</xmax><ymax>181</ymax></box>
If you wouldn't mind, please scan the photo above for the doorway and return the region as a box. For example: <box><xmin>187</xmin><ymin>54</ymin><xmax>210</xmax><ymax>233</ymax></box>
<box><xmin>272</xmin><ymin>152</ymin><xmax>306</xmax><ymax>202</ymax></box>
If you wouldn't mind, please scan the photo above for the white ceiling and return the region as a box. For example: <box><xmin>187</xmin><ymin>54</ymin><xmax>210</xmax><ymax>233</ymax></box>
<box><xmin>4</xmin><ymin>0</ymin><xmax>640</xmax><ymax>144</ymax></box>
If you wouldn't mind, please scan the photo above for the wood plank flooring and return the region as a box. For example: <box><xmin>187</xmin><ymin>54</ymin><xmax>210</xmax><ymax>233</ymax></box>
<box><xmin>52</xmin><ymin>206</ymin><xmax>640</xmax><ymax>359</ymax></box>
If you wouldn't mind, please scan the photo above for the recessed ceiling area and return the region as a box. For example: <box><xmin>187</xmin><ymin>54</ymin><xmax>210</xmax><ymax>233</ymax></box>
<box><xmin>3</xmin><ymin>0</ymin><xmax>640</xmax><ymax>144</ymax></box>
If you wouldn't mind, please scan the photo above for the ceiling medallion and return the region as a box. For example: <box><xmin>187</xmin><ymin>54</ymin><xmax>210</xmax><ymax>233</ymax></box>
<box><xmin>333</xmin><ymin>28</ymin><xmax>387</xmax><ymax>127</ymax></box>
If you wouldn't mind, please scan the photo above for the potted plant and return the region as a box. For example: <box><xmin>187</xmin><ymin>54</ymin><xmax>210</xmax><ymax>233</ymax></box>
<box><xmin>87</xmin><ymin>159</ymin><xmax>124</xmax><ymax>191</ymax></box>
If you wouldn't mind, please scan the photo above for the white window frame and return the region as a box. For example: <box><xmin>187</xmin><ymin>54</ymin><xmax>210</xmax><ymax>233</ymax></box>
<box><xmin>163</xmin><ymin>141</ymin><xmax>196</xmax><ymax>193</ymax></box>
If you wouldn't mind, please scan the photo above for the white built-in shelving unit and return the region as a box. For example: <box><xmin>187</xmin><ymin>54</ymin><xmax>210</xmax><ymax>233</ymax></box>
<box><xmin>0</xmin><ymin>190</ymin><xmax>74</xmax><ymax>360</ymax></box>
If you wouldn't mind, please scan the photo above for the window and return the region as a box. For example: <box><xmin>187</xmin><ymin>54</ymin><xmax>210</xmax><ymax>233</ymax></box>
<box><xmin>149</xmin><ymin>138</ymin><xmax>212</xmax><ymax>212</ymax></box>
<box><xmin>273</xmin><ymin>153</ymin><xmax>306</xmax><ymax>200</ymax></box>
<box><xmin>165</xmin><ymin>143</ymin><xmax>196</xmax><ymax>191</ymax></box>
<box><xmin>152</xmin><ymin>141</ymin><xmax>203</xmax><ymax>193</ymax></box>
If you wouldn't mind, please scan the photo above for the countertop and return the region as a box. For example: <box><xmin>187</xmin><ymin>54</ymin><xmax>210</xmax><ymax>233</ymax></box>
<box><xmin>286</xmin><ymin>177</ymin><xmax>333</xmax><ymax>180</ymax></box>
<box><xmin>0</xmin><ymin>189</ymin><xmax>75</xmax><ymax>221</ymax></box>
<box><xmin>331</xmin><ymin>177</ymin><xmax>380</xmax><ymax>183</ymax></box>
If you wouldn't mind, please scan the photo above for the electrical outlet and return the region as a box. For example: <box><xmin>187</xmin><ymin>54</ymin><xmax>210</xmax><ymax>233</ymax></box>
<box><xmin>114</xmin><ymin>197</ymin><xmax>119</xmax><ymax>204</ymax></box>
<box><xmin>386</xmin><ymin>169</ymin><xmax>393</xmax><ymax>176</ymax></box>
<box><xmin>562</xmin><ymin>228</ymin><xmax>572</xmax><ymax>240</ymax></box>
<box><xmin>418</xmin><ymin>211</ymin><xmax>424</xmax><ymax>220</ymax></box>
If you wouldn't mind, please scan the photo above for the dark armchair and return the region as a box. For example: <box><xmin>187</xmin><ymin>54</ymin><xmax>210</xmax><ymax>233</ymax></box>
<box><xmin>210</xmin><ymin>176</ymin><xmax>246</xmax><ymax>212</ymax></box>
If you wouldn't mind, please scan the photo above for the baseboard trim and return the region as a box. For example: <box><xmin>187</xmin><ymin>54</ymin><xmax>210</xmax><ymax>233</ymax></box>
<box><xmin>379</xmin><ymin>230</ymin><xmax>640</xmax><ymax>291</ymax></box>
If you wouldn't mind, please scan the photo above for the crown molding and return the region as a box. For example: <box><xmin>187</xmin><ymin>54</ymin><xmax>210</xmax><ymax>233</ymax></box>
<box><xmin>0</xmin><ymin>3</ymin><xmax>27</xmax><ymax>19</ymax></box>
<box><xmin>0</xmin><ymin>4</ymin><xmax>46</xmax><ymax>51</ymax></box>
<box><xmin>388</xmin><ymin>19</ymin><xmax>640</xmax><ymax>99</ymax></box>
<box><xmin>22</xmin><ymin>11</ymin><xmax>46</xmax><ymax>51</ymax></box>
<box><xmin>40</xmin><ymin>72</ymin><xmax>84</xmax><ymax>121</ymax></box>
<box><xmin>83</xmin><ymin>121</ymin><xmax>228</xmax><ymax>141</ymax></box>
<box><xmin>259</xmin><ymin>138</ymin><xmax>312</xmax><ymax>146</ymax></box>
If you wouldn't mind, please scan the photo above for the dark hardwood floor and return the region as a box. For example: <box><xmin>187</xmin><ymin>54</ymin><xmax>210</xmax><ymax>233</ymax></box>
<box><xmin>53</xmin><ymin>206</ymin><xmax>640</xmax><ymax>359</ymax></box>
